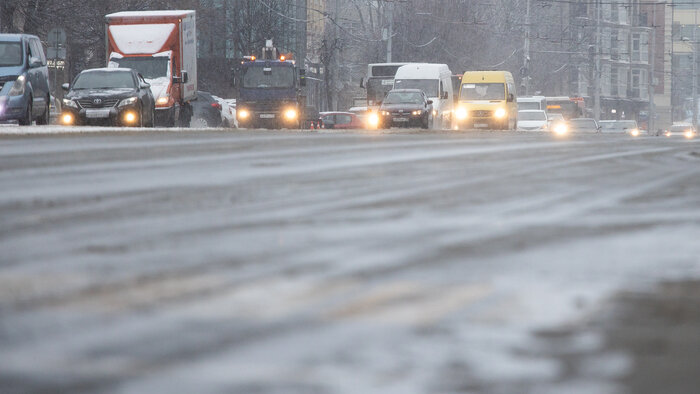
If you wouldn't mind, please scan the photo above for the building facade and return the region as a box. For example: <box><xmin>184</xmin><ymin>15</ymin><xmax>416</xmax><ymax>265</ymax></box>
<box><xmin>671</xmin><ymin>0</ymin><xmax>700</xmax><ymax>125</ymax></box>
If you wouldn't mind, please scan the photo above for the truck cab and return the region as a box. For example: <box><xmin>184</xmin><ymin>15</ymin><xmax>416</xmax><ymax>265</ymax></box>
<box><xmin>234</xmin><ymin>44</ymin><xmax>306</xmax><ymax>129</ymax></box>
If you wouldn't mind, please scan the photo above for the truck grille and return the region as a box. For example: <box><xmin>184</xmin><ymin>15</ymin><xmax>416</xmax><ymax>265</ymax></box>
<box><xmin>77</xmin><ymin>99</ymin><xmax>120</xmax><ymax>109</ymax></box>
<box><xmin>471</xmin><ymin>110</ymin><xmax>492</xmax><ymax>118</ymax></box>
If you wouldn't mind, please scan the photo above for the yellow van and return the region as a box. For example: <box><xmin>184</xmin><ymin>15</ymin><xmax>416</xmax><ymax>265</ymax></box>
<box><xmin>455</xmin><ymin>71</ymin><xmax>517</xmax><ymax>130</ymax></box>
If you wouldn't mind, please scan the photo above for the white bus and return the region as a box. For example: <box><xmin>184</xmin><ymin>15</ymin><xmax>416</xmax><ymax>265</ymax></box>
<box><xmin>394</xmin><ymin>63</ymin><xmax>454</xmax><ymax>129</ymax></box>
<box><xmin>362</xmin><ymin>63</ymin><xmax>413</xmax><ymax>109</ymax></box>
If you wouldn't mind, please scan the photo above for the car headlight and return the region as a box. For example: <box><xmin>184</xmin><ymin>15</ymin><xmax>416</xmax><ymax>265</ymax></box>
<box><xmin>455</xmin><ymin>107</ymin><xmax>468</xmax><ymax>120</ymax></box>
<box><xmin>118</xmin><ymin>97</ymin><xmax>138</xmax><ymax>107</ymax></box>
<box><xmin>685</xmin><ymin>130</ymin><xmax>694</xmax><ymax>139</ymax></box>
<box><xmin>8</xmin><ymin>75</ymin><xmax>26</xmax><ymax>96</ymax></box>
<box><xmin>494</xmin><ymin>108</ymin><xmax>507</xmax><ymax>119</ymax></box>
<box><xmin>630</xmin><ymin>128</ymin><xmax>640</xmax><ymax>137</ymax></box>
<box><xmin>62</xmin><ymin>98</ymin><xmax>78</xmax><ymax>109</ymax></box>
<box><xmin>381</xmin><ymin>111</ymin><xmax>390</xmax><ymax>116</ymax></box>
<box><xmin>412</xmin><ymin>110</ymin><xmax>422</xmax><ymax>116</ymax></box>
<box><xmin>284</xmin><ymin>108</ymin><xmax>298</xmax><ymax>121</ymax></box>
<box><xmin>238</xmin><ymin>109</ymin><xmax>250</xmax><ymax>119</ymax></box>
<box><xmin>156</xmin><ymin>96</ymin><xmax>170</xmax><ymax>106</ymax></box>
<box><xmin>61</xmin><ymin>113</ymin><xmax>74</xmax><ymax>125</ymax></box>
<box><xmin>368</xmin><ymin>112</ymin><xmax>380</xmax><ymax>127</ymax></box>
<box><xmin>553</xmin><ymin>123</ymin><xmax>568</xmax><ymax>135</ymax></box>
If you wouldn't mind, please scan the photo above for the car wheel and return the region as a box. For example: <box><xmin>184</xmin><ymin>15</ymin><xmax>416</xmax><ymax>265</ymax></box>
<box><xmin>19</xmin><ymin>102</ymin><xmax>32</xmax><ymax>126</ymax></box>
<box><xmin>36</xmin><ymin>97</ymin><xmax>49</xmax><ymax>125</ymax></box>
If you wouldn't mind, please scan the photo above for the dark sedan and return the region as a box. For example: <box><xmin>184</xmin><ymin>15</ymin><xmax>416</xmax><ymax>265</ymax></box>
<box><xmin>61</xmin><ymin>68</ymin><xmax>155</xmax><ymax>127</ymax></box>
<box><xmin>376</xmin><ymin>89</ymin><xmax>433</xmax><ymax>129</ymax></box>
<box><xmin>190</xmin><ymin>91</ymin><xmax>223</xmax><ymax>128</ymax></box>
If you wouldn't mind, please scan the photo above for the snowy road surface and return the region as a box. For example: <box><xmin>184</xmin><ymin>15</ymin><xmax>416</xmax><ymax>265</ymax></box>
<box><xmin>1</xmin><ymin>128</ymin><xmax>699</xmax><ymax>393</ymax></box>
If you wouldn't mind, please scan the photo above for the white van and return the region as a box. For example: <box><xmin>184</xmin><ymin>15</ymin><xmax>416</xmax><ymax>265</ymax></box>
<box><xmin>394</xmin><ymin>64</ymin><xmax>453</xmax><ymax>129</ymax></box>
<box><xmin>517</xmin><ymin>96</ymin><xmax>547</xmax><ymax>112</ymax></box>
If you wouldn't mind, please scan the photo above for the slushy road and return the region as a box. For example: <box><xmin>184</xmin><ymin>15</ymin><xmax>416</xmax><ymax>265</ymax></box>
<box><xmin>1</xmin><ymin>128</ymin><xmax>699</xmax><ymax>393</ymax></box>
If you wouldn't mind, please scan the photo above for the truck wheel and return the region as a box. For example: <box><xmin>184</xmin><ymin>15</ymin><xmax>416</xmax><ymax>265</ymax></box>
<box><xmin>19</xmin><ymin>102</ymin><xmax>32</xmax><ymax>126</ymax></box>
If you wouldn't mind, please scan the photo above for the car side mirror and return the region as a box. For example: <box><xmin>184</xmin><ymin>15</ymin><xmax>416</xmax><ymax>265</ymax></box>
<box><xmin>174</xmin><ymin>71</ymin><xmax>188</xmax><ymax>84</ymax></box>
<box><xmin>427</xmin><ymin>100</ymin><xmax>433</xmax><ymax>105</ymax></box>
<box><xmin>62</xmin><ymin>83</ymin><xmax>70</xmax><ymax>91</ymax></box>
<box><xmin>29</xmin><ymin>57</ymin><xmax>42</xmax><ymax>68</ymax></box>
<box><xmin>140</xmin><ymin>82</ymin><xmax>151</xmax><ymax>89</ymax></box>
<box><xmin>507</xmin><ymin>93</ymin><xmax>514</xmax><ymax>102</ymax></box>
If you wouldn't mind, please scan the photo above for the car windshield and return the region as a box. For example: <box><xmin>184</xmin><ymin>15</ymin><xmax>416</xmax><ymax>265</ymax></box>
<box><xmin>110</xmin><ymin>56</ymin><xmax>169</xmax><ymax>79</ymax></box>
<box><xmin>518</xmin><ymin>111</ymin><xmax>546</xmax><ymax>121</ymax></box>
<box><xmin>394</xmin><ymin>79</ymin><xmax>439</xmax><ymax>97</ymax></box>
<box><xmin>569</xmin><ymin>119</ymin><xmax>598</xmax><ymax>130</ymax></box>
<box><xmin>241</xmin><ymin>66</ymin><xmax>295</xmax><ymax>89</ymax></box>
<box><xmin>382</xmin><ymin>92</ymin><xmax>424</xmax><ymax>105</ymax></box>
<box><xmin>72</xmin><ymin>71</ymin><xmax>135</xmax><ymax>89</ymax></box>
<box><xmin>461</xmin><ymin>83</ymin><xmax>505</xmax><ymax>100</ymax></box>
<box><xmin>518</xmin><ymin>102</ymin><xmax>541</xmax><ymax>110</ymax></box>
<box><xmin>0</xmin><ymin>42</ymin><xmax>23</xmax><ymax>66</ymax></box>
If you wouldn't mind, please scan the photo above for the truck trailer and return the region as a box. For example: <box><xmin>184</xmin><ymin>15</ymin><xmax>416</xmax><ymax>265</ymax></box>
<box><xmin>105</xmin><ymin>10</ymin><xmax>197</xmax><ymax>127</ymax></box>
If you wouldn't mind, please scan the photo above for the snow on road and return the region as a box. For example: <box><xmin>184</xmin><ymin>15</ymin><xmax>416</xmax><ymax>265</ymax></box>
<box><xmin>1</xmin><ymin>129</ymin><xmax>699</xmax><ymax>393</ymax></box>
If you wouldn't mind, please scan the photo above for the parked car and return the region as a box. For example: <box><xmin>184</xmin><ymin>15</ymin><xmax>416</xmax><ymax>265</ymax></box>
<box><xmin>377</xmin><ymin>89</ymin><xmax>433</xmax><ymax>129</ymax></box>
<box><xmin>190</xmin><ymin>91</ymin><xmax>223</xmax><ymax>128</ymax></box>
<box><xmin>212</xmin><ymin>95</ymin><xmax>235</xmax><ymax>127</ymax></box>
<box><xmin>320</xmin><ymin>112</ymin><xmax>365</xmax><ymax>129</ymax></box>
<box><xmin>599</xmin><ymin>120</ymin><xmax>640</xmax><ymax>136</ymax></box>
<box><xmin>61</xmin><ymin>68</ymin><xmax>155</xmax><ymax>127</ymax></box>
<box><xmin>663</xmin><ymin>123</ymin><xmax>696</xmax><ymax>139</ymax></box>
<box><xmin>517</xmin><ymin>110</ymin><xmax>549</xmax><ymax>131</ymax></box>
<box><xmin>567</xmin><ymin>118</ymin><xmax>600</xmax><ymax>133</ymax></box>
<box><xmin>0</xmin><ymin>34</ymin><xmax>51</xmax><ymax>125</ymax></box>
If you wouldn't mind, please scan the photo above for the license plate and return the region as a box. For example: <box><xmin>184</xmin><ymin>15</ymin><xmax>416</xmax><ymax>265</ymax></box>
<box><xmin>260</xmin><ymin>113</ymin><xmax>275</xmax><ymax>119</ymax></box>
<box><xmin>393</xmin><ymin>117</ymin><xmax>409</xmax><ymax>122</ymax></box>
<box><xmin>85</xmin><ymin>109</ymin><xmax>111</xmax><ymax>119</ymax></box>
<box><xmin>474</xmin><ymin>123</ymin><xmax>489</xmax><ymax>128</ymax></box>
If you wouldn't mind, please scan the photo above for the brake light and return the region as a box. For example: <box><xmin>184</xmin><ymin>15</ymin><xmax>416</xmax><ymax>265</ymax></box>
<box><xmin>211</xmin><ymin>102</ymin><xmax>222</xmax><ymax>110</ymax></box>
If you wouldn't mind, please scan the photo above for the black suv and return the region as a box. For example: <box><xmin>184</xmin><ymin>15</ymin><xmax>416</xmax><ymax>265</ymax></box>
<box><xmin>0</xmin><ymin>34</ymin><xmax>51</xmax><ymax>125</ymax></box>
<box><xmin>61</xmin><ymin>68</ymin><xmax>155</xmax><ymax>127</ymax></box>
<box><xmin>377</xmin><ymin>89</ymin><xmax>433</xmax><ymax>129</ymax></box>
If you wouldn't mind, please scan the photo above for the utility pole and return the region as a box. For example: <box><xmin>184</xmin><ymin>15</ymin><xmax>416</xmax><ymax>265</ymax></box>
<box><xmin>386</xmin><ymin>0</ymin><xmax>394</xmax><ymax>62</ymax></box>
<box><xmin>333</xmin><ymin>0</ymin><xmax>340</xmax><ymax>110</ymax></box>
<box><xmin>523</xmin><ymin>0</ymin><xmax>531</xmax><ymax>95</ymax></box>
<box><xmin>594</xmin><ymin>0</ymin><xmax>601</xmax><ymax>121</ymax></box>
<box><xmin>648</xmin><ymin>4</ymin><xmax>656</xmax><ymax>134</ymax></box>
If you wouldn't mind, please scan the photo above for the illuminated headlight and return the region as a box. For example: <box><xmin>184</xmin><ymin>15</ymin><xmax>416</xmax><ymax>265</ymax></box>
<box><xmin>284</xmin><ymin>108</ymin><xmax>298</xmax><ymax>120</ymax></box>
<box><xmin>412</xmin><ymin>110</ymin><xmax>422</xmax><ymax>116</ymax></box>
<box><xmin>156</xmin><ymin>96</ymin><xmax>170</xmax><ymax>106</ymax></box>
<box><xmin>553</xmin><ymin>123</ymin><xmax>568</xmax><ymax>135</ymax></box>
<box><xmin>455</xmin><ymin>107</ymin><xmax>468</xmax><ymax>120</ymax></box>
<box><xmin>118</xmin><ymin>97</ymin><xmax>138</xmax><ymax>107</ymax></box>
<box><xmin>61</xmin><ymin>113</ymin><xmax>74</xmax><ymax>125</ymax></box>
<box><xmin>685</xmin><ymin>130</ymin><xmax>694</xmax><ymax>139</ymax></box>
<box><xmin>665</xmin><ymin>131</ymin><xmax>671</xmax><ymax>137</ymax></box>
<box><xmin>368</xmin><ymin>112</ymin><xmax>380</xmax><ymax>127</ymax></box>
<box><xmin>381</xmin><ymin>111</ymin><xmax>390</xmax><ymax>116</ymax></box>
<box><xmin>494</xmin><ymin>108</ymin><xmax>507</xmax><ymax>119</ymax></box>
<box><xmin>630</xmin><ymin>128</ymin><xmax>640</xmax><ymax>137</ymax></box>
<box><xmin>432</xmin><ymin>109</ymin><xmax>438</xmax><ymax>116</ymax></box>
<box><xmin>123</xmin><ymin>111</ymin><xmax>138</xmax><ymax>123</ymax></box>
<box><xmin>238</xmin><ymin>109</ymin><xmax>250</xmax><ymax>119</ymax></box>
<box><xmin>62</xmin><ymin>98</ymin><xmax>78</xmax><ymax>109</ymax></box>
<box><xmin>9</xmin><ymin>75</ymin><xmax>26</xmax><ymax>96</ymax></box>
